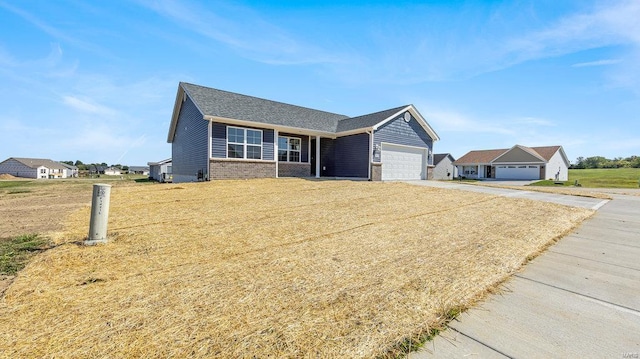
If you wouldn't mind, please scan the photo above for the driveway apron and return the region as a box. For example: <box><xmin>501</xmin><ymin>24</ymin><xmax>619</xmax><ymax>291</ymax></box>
<box><xmin>403</xmin><ymin>182</ymin><xmax>640</xmax><ymax>358</ymax></box>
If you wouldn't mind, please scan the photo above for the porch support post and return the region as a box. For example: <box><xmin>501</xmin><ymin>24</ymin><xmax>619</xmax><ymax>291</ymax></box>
<box><xmin>274</xmin><ymin>129</ymin><xmax>279</xmax><ymax>178</ymax></box>
<box><xmin>315</xmin><ymin>135</ymin><xmax>320</xmax><ymax>178</ymax></box>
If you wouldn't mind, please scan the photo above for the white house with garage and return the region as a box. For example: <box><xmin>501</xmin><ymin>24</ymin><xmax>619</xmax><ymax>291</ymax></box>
<box><xmin>453</xmin><ymin>145</ymin><xmax>569</xmax><ymax>181</ymax></box>
<box><xmin>0</xmin><ymin>157</ymin><xmax>70</xmax><ymax>179</ymax></box>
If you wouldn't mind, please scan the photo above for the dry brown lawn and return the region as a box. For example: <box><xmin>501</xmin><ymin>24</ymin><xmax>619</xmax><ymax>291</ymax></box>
<box><xmin>0</xmin><ymin>179</ymin><xmax>593</xmax><ymax>358</ymax></box>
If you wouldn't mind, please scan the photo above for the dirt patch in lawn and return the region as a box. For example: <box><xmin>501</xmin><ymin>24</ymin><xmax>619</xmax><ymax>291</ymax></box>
<box><xmin>0</xmin><ymin>179</ymin><xmax>593</xmax><ymax>358</ymax></box>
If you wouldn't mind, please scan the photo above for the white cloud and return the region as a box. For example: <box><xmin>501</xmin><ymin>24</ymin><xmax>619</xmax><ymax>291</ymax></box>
<box><xmin>421</xmin><ymin>107</ymin><xmax>515</xmax><ymax>136</ymax></box>
<box><xmin>62</xmin><ymin>96</ymin><xmax>117</xmax><ymax>116</ymax></box>
<box><xmin>136</xmin><ymin>0</ymin><xmax>346</xmax><ymax>66</ymax></box>
<box><xmin>513</xmin><ymin>117</ymin><xmax>556</xmax><ymax>127</ymax></box>
<box><xmin>0</xmin><ymin>2</ymin><xmax>109</xmax><ymax>57</ymax></box>
<box><xmin>572</xmin><ymin>59</ymin><xmax>622</xmax><ymax>67</ymax></box>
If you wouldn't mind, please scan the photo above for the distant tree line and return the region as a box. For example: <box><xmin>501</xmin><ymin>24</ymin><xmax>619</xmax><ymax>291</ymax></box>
<box><xmin>572</xmin><ymin>156</ymin><xmax>640</xmax><ymax>169</ymax></box>
<box><xmin>59</xmin><ymin>160</ymin><xmax>129</xmax><ymax>171</ymax></box>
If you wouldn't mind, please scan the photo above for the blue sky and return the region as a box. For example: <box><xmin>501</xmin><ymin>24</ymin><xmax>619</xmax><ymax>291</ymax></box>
<box><xmin>1</xmin><ymin>0</ymin><xmax>639</xmax><ymax>166</ymax></box>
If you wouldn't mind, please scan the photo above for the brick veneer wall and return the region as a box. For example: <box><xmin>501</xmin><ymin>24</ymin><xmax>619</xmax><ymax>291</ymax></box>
<box><xmin>278</xmin><ymin>162</ymin><xmax>311</xmax><ymax>177</ymax></box>
<box><xmin>210</xmin><ymin>159</ymin><xmax>275</xmax><ymax>179</ymax></box>
<box><xmin>371</xmin><ymin>162</ymin><xmax>382</xmax><ymax>181</ymax></box>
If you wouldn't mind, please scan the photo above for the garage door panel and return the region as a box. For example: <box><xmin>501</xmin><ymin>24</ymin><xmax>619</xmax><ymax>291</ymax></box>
<box><xmin>495</xmin><ymin>165</ymin><xmax>539</xmax><ymax>180</ymax></box>
<box><xmin>381</xmin><ymin>144</ymin><xmax>426</xmax><ymax>180</ymax></box>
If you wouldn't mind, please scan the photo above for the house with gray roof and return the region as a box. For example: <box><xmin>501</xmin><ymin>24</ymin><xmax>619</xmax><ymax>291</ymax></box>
<box><xmin>128</xmin><ymin>166</ymin><xmax>150</xmax><ymax>175</ymax></box>
<box><xmin>148</xmin><ymin>158</ymin><xmax>172</xmax><ymax>182</ymax></box>
<box><xmin>0</xmin><ymin>157</ymin><xmax>69</xmax><ymax>179</ymax></box>
<box><xmin>59</xmin><ymin>162</ymin><xmax>79</xmax><ymax>178</ymax></box>
<box><xmin>432</xmin><ymin>153</ymin><xmax>457</xmax><ymax>180</ymax></box>
<box><xmin>454</xmin><ymin>145</ymin><xmax>569</xmax><ymax>180</ymax></box>
<box><xmin>167</xmin><ymin>82</ymin><xmax>440</xmax><ymax>182</ymax></box>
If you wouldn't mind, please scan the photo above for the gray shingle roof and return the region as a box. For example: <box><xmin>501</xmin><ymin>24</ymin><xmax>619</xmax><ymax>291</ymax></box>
<box><xmin>181</xmin><ymin>82</ymin><xmax>349</xmax><ymax>133</ymax></box>
<box><xmin>433</xmin><ymin>153</ymin><xmax>454</xmax><ymax>166</ymax></box>
<box><xmin>335</xmin><ymin>105</ymin><xmax>408</xmax><ymax>132</ymax></box>
<box><xmin>11</xmin><ymin>157</ymin><xmax>67</xmax><ymax>170</ymax></box>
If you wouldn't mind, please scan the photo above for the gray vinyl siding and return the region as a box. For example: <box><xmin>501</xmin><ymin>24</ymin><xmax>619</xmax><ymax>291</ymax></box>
<box><xmin>334</xmin><ymin>133</ymin><xmax>369</xmax><ymax>178</ymax></box>
<box><xmin>212</xmin><ymin>122</ymin><xmax>274</xmax><ymax>160</ymax></box>
<box><xmin>171</xmin><ymin>96</ymin><xmax>209</xmax><ymax>182</ymax></box>
<box><xmin>373</xmin><ymin>115</ymin><xmax>434</xmax><ymax>165</ymax></box>
<box><xmin>320</xmin><ymin>138</ymin><xmax>336</xmax><ymax>177</ymax></box>
<box><xmin>0</xmin><ymin>159</ymin><xmax>36</xmax><ymax>178</ymax></box>
<box><xmin>212</xmin><ymin>123</ymin><xmax>226</xmax><ymax>158</ymax></box>
<box><xmin>263</xmin><ymin>130</ymin><xmax>274</xmax><ymax>160</ymax></box>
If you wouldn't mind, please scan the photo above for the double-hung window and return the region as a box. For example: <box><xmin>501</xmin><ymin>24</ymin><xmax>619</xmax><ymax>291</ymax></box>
<box><xmin>278</xmin><ymin>136</ymin><xmax>301</xmax><ymax>162</ymax></box>
<box><xmin>227</xmin><ymin>126</ymin><xmax>262</xmax><ymax>160</ymax></box>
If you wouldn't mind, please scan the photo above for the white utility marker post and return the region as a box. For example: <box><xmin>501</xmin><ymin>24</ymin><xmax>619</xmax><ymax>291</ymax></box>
<box><xmin>86</xmin><ymin>183</ymin><xmax>111</xmax><ymax>245</ymax></box>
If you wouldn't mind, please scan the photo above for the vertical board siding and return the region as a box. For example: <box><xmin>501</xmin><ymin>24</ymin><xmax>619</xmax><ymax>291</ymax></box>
<box><xmin>212</xmin><ymin>123</ymin><xmax>274</xmax><ymax>161</ymax></box>
<box><xmin>374</xmin><ymin>115</ymin><xmax>434</xmax><ymax>164</ymax></box>
<box><xmin>320</xmin><ymin>138</ymin><xmax>336</xmax><ymax>177</ymax></box>
<box><xmin>172</xmin><ymin>96</ymin><xmax>208</xmax><ymax>182</ymax></box>
<box><xmin>301</xmin><ymin>136</ymin><xmax>309</xmax><ymax>163</ymax></box>
<box><xmin>334</xmin><ymin>133</ymin><xmax>369</xmax><ymax>178</ymax></box>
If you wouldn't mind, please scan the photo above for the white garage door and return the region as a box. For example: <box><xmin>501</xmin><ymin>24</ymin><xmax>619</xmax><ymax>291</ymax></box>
<box><xmin>495</xmin><ymin>165</ymin><xmax>539</xmax><ymax>180</ymax></box>
<box><xmin>381</xmin><ymin>143</ymin><xmax>426</xmax><ymax>180</ymax></box>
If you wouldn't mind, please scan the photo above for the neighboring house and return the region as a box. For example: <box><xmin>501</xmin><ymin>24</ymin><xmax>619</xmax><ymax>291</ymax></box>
<box><xmin>128</xmin><ymin>166</ymin><xmax>149</xmax><ymax>175</ymax></box>
<box><xmin>432</xmin><ymin>153</ymin><xmax>457</xmax><ymax>180</ymax></box>
<box><xmin>148</xmin><ymin>158</ymin><xmax>172</xmax><ymax>182</ymax></box>
<box><xmin>454</xmin><ymin>145</ymin><xmax>569</xmax><ymax>181</ymax></box>
<box><xmin>0</xmin><ymin>157</ymin><xmax>69</xmax><ymax>179</ymax></box>
<box><xmin>88</xmin><ymin>165</ymin><xmax>106</xmax><ymax>175</ymax></box>
<box><xmin>104</xmin><ymin>167</ymin><xmax>122</xmax><ymax>176</ymax></box>
<box><xmin>60</xmin><ymin>163</ymin><xmax>79</xmax><ymax>178</ymax></box>
<box><xmin>167</xmin><ymin>82</ymin><xmax>440</xmax><ymax>183</ymax></box>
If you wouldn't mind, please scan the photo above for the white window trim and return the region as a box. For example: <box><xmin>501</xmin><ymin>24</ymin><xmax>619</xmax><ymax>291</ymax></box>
<box><xmin>278</xmin><ymin>136</ymin><xmax>302</xmax><ymax>163</ymax></box>
<box><xmin>227</xmin><ymin>126</ymin><xmax>263</xmax><ymax>160</ymax></box>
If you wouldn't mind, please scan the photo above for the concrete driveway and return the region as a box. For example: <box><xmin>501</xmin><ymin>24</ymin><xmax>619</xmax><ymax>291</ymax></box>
<box><xmin>404</xmin><ymin>180</ymin><xmax>608</xmax><ymax>210</ymax></box>
<box><xmin>405</xmin><ymin>185</ymin><xmax>640</xmax><ymax>358</ymax></box>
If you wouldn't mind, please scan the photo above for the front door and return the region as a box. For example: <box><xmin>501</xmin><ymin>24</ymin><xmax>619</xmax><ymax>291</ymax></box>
<box><xmin>486</xmin><ymin>166</ymin><xmax>492</xmax><ymax>178</ymax></box>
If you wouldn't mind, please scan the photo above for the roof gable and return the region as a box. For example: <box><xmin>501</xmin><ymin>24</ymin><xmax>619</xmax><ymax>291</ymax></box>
<box><xmin>492</xmin><ymin>145</ymin><xmax>546</xmax><ymax>163</ymax></box>
<box><xmin>454</xmin><ymin>145</ymin><xmax>567</xmax><ymax>166</ymax></box>
<box><xmin>433</xmin><ymin>153</ymin><xmax>455</xmax><ymax>166</ymax></box>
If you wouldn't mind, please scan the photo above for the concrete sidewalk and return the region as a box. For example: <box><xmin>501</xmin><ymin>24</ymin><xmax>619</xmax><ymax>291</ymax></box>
<box><xmin>404</xmin><ymin>180</ymin><xmax>609</xmax><ymax>210</ymax></box>
<box><xmin>410</xmin><ymin>193</ymin><xmax>640</xmax><ymax>358</ymax></box>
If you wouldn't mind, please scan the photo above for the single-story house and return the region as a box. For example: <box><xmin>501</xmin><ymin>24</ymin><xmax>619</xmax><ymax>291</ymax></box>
<box><xmin>104</xmin><ymin>167</ymin><xmax>122</xmax><ymax>176</ymax></box>
<box><xmin>148</xmin><ymin>158</ymin><xmax>172</xmax><ymax>182</ymax></box>
<box><xmin>88</xmin><ymin>165</ymin><xmax>106</xmax><ymax>175</ymax></box>
<box><xmin>60</xmin><ymin>163</ymin><xmax>79</xmax><ymax>178</ymax></box>
<box><xmin>432</xmin><ymin>153</ymin><xmax>457</xmax><ymax>180</ymax></box>
<box><xmin>454</xmin><ymin>145</ymin><xmax>569</xmax><ymax>181</ymax></box>
<box><xmin>168</xmin><ymin>82</ymin><xmax>440</xmax><ymax>183</ymax></box>
<box><xmin>128</xmin><ymin>166</ymin><xmax>150</xmax><ymax>175</ymax></box>
<box><xmin>0</xmin><ymin>157</ymin><xmax>70</xmax><ymax>179</ymax></box>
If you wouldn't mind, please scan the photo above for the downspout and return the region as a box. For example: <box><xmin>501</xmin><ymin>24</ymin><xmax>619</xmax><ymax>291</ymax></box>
<box><xmin>274</xmin><ymin>129</ymin><xmax>279</xmax><ymax>178</ymax></box>
<box><xmin>207</xmin><ymin>120</ymin><xmax>212</xmax><ymax>181</ymax></box>
<box><xmin>366</xmin><ymin>130</ymin><xmax>373</xmax><ymax>180</ymax></box>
